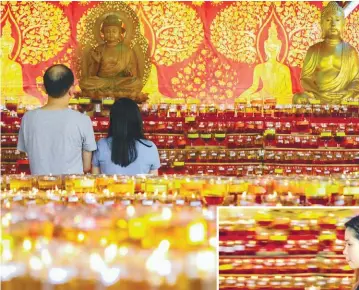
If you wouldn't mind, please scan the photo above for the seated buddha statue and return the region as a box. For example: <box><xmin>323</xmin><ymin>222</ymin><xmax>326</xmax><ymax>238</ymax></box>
<box><xmin>239</xmin><ymin>22</ymin><xmax>293</xmax><ymax>105</ymax></box>
<box><xmin>80</xmin><ymin>15</ymin><xmax>146</xmax><ymax>102</ymax></box>
<box><xmin>294</xmin><ymin>2</ymin><xmax>359</xmax><ymax>104</ymax></box>
<box><xmin>1</xmin><ymin>20</ymin><xmax>41</xmax><ymax>106</ymax></box>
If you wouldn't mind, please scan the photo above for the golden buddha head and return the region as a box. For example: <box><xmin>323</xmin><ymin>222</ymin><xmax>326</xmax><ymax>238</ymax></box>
<box><xmin>0</xmin><ymin>20</ymin><xmax>15</xmax><ymax>58</ymax></box>
<box><xmin>264</xmin><ymin>22</ymin><xmax>282</xmax><ymax>61</ymax></box>
<box><xmin>101</xmin><ymin>15</ymin><xmax>126</xmax><ymax>44</ymax></box>
<box><xmin>321</xmin><ymin>2</ymin><xmax>345</xmax><ymax>39</ymax></box>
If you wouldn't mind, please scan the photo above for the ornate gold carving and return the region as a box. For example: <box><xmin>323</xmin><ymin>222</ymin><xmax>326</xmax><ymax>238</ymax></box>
<box><xmin>76</xmin><ymin>1</ymin><xmax>151</xmax><ymax>87</ymax></box>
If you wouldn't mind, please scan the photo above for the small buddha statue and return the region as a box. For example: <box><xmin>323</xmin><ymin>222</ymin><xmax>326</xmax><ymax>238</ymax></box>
<box><xmin>80</xmin><ymin>14</ymin><xmax>145</xmax><ymax>101</ymax></box>
<box><xmin>239</xmin><ymin>22</ymin><xmax>293</xmax><ymax>105</ymax></box>
<box><xmin>295</xmin><ymin>2</ymin><xmax>359</xmax><ymax>104</ymax></box>
<box><xmin>0</xmin><ymin>20</ymin><xmax>41</xmax><ymax>106</ymax></box>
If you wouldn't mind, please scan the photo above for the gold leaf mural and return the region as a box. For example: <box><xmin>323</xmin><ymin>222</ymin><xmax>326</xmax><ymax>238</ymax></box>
<box><xmin>275</xmin><ymin>1</ymin><xmax>321</xmax><ymax>67</ymax></box>
<box><xmin>210</xmin><ymin>1</ymin><xmax>271</xmax><ymax>64</ymax></box>
<box><xmin>137</xmin><ymin>2</ymin><xmax>204</xmax><ymax>66</ymax></box>
<box><xmin>171</xmin><ymin>47</ymin><xmax>239</xmax><ymax>103</ymax></box>
<box><xmin>5</xmin><ymin>2</ymin><xmax>70</xmax><ymax>65</ymax></box>
<box><xmin>192</xmin><ymin>2</ymin><xmax>204</xmax><ymax>7</ymax></box>
<box><xmin>344</xmin><ymin>9</ymin><xmax>359</xmax><ymax>53</ymax></box>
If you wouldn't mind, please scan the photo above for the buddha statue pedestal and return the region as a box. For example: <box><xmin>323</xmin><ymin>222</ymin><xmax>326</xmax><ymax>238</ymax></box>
<box><xmin>80</xmin><ymin>90</ymin><xmax>149</xmax><ymax>104</ymax></box>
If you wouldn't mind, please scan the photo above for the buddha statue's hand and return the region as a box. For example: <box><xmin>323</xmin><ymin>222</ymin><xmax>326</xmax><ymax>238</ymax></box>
<box><xmin>90</xmin><ymin>49</ymin><xmax>101</xmax><ymax>62</ymax></box>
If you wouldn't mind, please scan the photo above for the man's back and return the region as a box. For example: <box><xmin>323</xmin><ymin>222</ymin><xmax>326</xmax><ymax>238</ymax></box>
<box><xmin>17</xmin><ymin>108</ymin><xmax>96</xmax><ymax>175</ymax></box>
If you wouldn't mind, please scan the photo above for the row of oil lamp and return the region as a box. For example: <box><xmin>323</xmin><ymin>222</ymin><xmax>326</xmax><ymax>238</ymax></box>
<box><xmin>218</xmin><ymin>209</ymin><xmax>358</xmax><ymax>290</ymax></box>
<box><xmin>3</xmin><ymin>134</ymin><xmax>358</xmax><ymax>151</ymax></box>
<box><xmin>219</xmin><ymin>212</ymin><xmax>349</xmax><ymax>256</ymax></box>
<box><xmin>3</xmin><ymin>98</ymin><xmax>359</xmax><ymax>118</ymax></box>
<box><xmin>1</xmin><ymin>174</ymin><xmax>359</xmax><ymax>206</ymax></box>
<box><xmin>2</xmin><ymin>162</ymin><xmax>359</xmax><ymax>180</ymax></box>
<box><xmin>219</xmin><ymin>275</ymin><xmax>353</xmax><ymax>289</ymax></box>
<box><xmin>4</xmin><ymin>148</ymin><xmax>359</xmax><ymax>164</ymax></box>
<box><xmin>3</xmin><ymin>115</ymin><xmax>359</xmax><ymax>136</ymax></box>
<box><xmin>1</xmin><ymin>204</ymin><xmax>216</xmax><ymax>289</ymax></box>
<box><xmin>219</xmin><ymin>256</ymin><xmax>352</xmax><ymax>275</ymax></box>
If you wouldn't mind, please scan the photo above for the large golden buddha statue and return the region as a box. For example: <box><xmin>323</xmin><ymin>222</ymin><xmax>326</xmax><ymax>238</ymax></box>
<box><xmin>1</xmin><ymin>20</ymin><xmax>41</xmax><ymax>106</ymax></box>
<box><xmin>239</xmin><ymin>22</ymin><xmax>293</xmax><ymax>105</ymax></box>
<box><xmin>295</xmin><ymin>2</ymin><xmax>359</xmax><ymax>104</ymax></box>
<box><xmin>80</xmin><ymin>14</ymin><xmax>147</xmax><ymax>102</ymax></box>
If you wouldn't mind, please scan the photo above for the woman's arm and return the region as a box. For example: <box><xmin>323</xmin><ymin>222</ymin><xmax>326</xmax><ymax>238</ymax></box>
<box><xmin>92</xmin><ymin>166</ymin><xmax>101</xmax><ymax>174</ymax></box>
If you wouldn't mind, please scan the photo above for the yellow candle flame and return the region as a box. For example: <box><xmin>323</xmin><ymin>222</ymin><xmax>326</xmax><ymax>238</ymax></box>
<box><xmin>77</xmin><ymin>232</ymin><xmax>85</xmax><ymax>242</ymax></box>
<box><xmin>23</xmin><ymin>239</ymin><xmax>32</xmax><ymax>251</ymax></box>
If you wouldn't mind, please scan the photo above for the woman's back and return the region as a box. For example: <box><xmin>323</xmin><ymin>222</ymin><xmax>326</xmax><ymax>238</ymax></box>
<box><xmin>93</xmin><ymin>137</ymin><xmax>160</xmax><ymax>175</ymax></box>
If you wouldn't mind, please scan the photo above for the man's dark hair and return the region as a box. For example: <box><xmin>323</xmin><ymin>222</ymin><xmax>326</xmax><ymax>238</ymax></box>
<box><xmin>43</xmin><ymin>64</ymin><xmax>74</xmax><ymax>98</ymax></box>
<box><xmin>108</xmin><ymin>98</ymin><xmax>151</xmax><ymax>167</ymax></box>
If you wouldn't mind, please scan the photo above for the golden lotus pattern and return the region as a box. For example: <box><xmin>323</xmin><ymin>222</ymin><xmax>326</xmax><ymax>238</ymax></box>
<box><xmin>1</xmin><ymin>2</ymin><xmax>70</xmax><ymax>65</ymax></box>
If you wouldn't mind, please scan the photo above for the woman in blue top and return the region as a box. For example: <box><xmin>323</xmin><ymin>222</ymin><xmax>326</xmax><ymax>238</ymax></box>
<box><xmin>92</xmin><ymin>98</ymin><xmax>160</xmax><ymax>175</ymax></box>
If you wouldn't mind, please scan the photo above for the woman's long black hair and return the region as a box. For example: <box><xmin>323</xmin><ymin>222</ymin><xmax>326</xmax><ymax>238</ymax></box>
<box><xmin>108</xmin><ymin>98</ymin><xmax>150</xmax><ymax>167</ymax></box>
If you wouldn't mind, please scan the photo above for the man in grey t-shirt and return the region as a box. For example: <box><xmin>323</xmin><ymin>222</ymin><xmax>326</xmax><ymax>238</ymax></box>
<box><xmin>17</xmin><ymin>64</ymin><xmax>97</xmax><ymax>175</ymax></box>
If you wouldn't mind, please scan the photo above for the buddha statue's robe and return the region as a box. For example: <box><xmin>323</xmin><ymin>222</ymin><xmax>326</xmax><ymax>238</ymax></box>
<box><xmin>80</xmin><ymin>42</ymin><xmax>143</xmax><ymax>94</ymax></box>
<box><xmin>301</xmin><ymin>41</ymin><xmax>359</xmax><ymax>104</ymax></box>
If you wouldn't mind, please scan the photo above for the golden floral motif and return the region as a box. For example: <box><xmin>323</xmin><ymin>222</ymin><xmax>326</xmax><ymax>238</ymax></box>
<box><xmin>6</xmin><ymin>2</ymin><xmax>70</xmax><ymax>65</ymax></box>
<box><xmin>192</xmin><ymin>1</ymin><xmax>204</xmax><ymax>6</ymax></box>
<box><xmin>78</xmin><ymin>1</ymin><xmax>90</xmax><ymax>6</ymax></box>
<box><xmin>275</xmin><ymin>1</ymin><xmax>321</xmax><ymax>67</ymax></box>
<box><xmin>210</xmin><ymin>1</ymin><xmax>271</xmax><ymax>63</ymax></box>
<box><xmin>211</xmin><ymin>1</ymin><xmax>223</xmax><ymax>6</ymax></box>
<box><xmin>0</xmin><ymin>1</ymin><xmax>8</xmax><ymax>13</ymax></box>
<box><xmin>59</xmin><ymin>1</ymin><xmax>89</xmax><ymax>6</ymax></box>
<box><xmin>171</xmin><ymin>47</ymin><xmax>239</xmax><ymax>103</ymax></box>
<box><xmin>59</xmin><ymin>1</ymin><xmax>71</xmax><ymax>6</ymax></box>
<box><xmin>343</xmin><ymin>9</ymin><xmax>359</xmax><ymax>53</ymax></box>
<box><xmin>139</xmin><ymin>2</ymin><xmax>204</xmax><ymax>66</ymax></box>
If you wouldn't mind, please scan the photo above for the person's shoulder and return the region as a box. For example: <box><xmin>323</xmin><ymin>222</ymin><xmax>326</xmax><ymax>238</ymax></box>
<box><xmin>138</xmin><ymin>139</ymin><xmax>157</xmax><ymax>149</ymax></box>
<box><xmin>97</xmin><ymin>137</ymin><xmax>109</xmax><ymax>146</ymax></box>
<box><xmin>67</xmin><ymin>109</ymin><xmax>91</xmax><ymax>121</ymax></box>
<box><xmin>96</xmin><ymin>137</ymin><xmax>110</xmax><ymax>151</ymax></box>
<box><xmin>22</xmin><ymin>108</ymin><xmax>41</xmax><ymax>119</ymax></box>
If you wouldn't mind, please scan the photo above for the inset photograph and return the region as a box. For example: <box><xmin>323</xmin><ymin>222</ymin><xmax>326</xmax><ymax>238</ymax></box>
<box><xmin>218</xmin><ymin>207</ymin><xmax>359</xmax><ymax>290</ymax></box>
